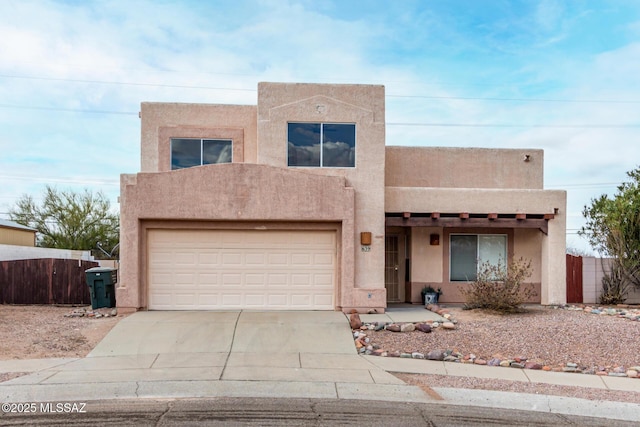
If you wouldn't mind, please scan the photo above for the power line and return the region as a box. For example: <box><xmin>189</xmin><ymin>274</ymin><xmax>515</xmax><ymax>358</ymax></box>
<box><xmin>386</xmin><ymin>122</ymin><xmax>640</xmax><ymax>128</ymax></box>
<box><xmin>3</xmin><ymin>73</ymin><xmax>640</xmax><ymax>104</ymax></box>
<box><xmin>1</xmin><ymin>102</ymin><xmax>637</xmax><ymax>128</ymax></box>
<box><xmin>387</xmin><ymin>94</ymin><xmax>640</xmax><ymax>104</ymax></box>
<box><xmin>0</xmin><ymin>74</ymin><xmax>255</xmax><ymax>93</ymax></box>
<box><xmin>0</xmin><ymin>103</ymin><xmax>137</xmax><ymax>116</ymax></box>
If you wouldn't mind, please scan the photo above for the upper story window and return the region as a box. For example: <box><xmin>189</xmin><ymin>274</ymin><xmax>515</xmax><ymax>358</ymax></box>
<box><xmin>171</xmin><ymin>138</ymin><xmax>232</xmax><ymax>170</ymax></box>
<box><xmin>450</xmin><ymin>234</ymin><xmax>507</xmax><ymax>281</ymax></box>
<box><xmin>288</xmin><ymin>123</ymin><xmax>355</xmax><ymax>168</ymax></box>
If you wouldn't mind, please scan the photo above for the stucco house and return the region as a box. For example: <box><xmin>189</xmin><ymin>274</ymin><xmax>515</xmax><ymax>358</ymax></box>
<box><xmin>118</xmin><ymin>82</ymin><xmax>566</xmax><ymax>312</ymax></box>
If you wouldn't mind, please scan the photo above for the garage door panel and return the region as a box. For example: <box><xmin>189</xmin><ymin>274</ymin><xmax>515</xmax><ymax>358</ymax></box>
<box><xmin>198</xmin><ymin>274</ymin><xmax>218</xmax><ymax>286</ymax></box>
<box><xmin>148</xmin><ymin>229</ymin><xmax>336</xmax><ymax>310</ymax></box>
<box><xmin>199</xmin><ymin>294</ymin><xmax>218</xmax><ymax>305</ymax></box>
<box><xmin>291</xmin><ymin>273</ymin><xmax>311</xmax><ymax>287</ymax></box>
<box><xmin>245</xmin><ymin>273</ymin><xmax>266</xmax><ymax>286</ymax></box>
<box><xmin>267</xmin><ymin>253</ymin><xmax>288</xmax><ymax>265</ymax></box>
<box><xmin>221</xmin><ymin>273</ymin><xmax>242</xmax><ymax>286</ymax></box>
<box><xmin>245</xmin><ymin>253</ymin><xmax>266</xmax><ymax>265</ymax></box>
<box><xmin>222</xmin><ymin>253</ymin><xmax>242</xmax><ymax>265</ymax></box>
<box><xmin>291</xmin><ymin>253</ymin><xmax>312</xmax><ymax>265</ymax></box>
<box><xmin>221</xmin><ymin>294</ymin><xmax>242</xmax><ymax>305</ymax></box>
<box><xmin>198</xmin><ymin>253</ymin><xmax>219</xmax><ymax>264</ymax></box>
<box><xmin>267</xmin><ymin>274</ymin><xmax>287</xmax><ymax>286</ymax></box>
<box><xmin>314</xmin><ymin>273</ymin><xmax>334</xmax><ymax>286</ymax></box>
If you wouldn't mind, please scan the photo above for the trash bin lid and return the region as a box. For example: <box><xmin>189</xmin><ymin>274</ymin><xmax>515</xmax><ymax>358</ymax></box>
<box><xmin>85</xmin><ymin>267</ymin><xmax>117</xmax><ymax>273</ymax></box>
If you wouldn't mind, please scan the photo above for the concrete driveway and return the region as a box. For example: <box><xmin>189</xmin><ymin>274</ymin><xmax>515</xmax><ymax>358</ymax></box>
<box><xmin>90</xmin><ymin>311</ymin><xmax>356</xmax><ymax>356</ymax></box>
<box><xmin>1</xmin><ymin>310</ymin><xmax>431</xmax><ymax>403</ymax></box>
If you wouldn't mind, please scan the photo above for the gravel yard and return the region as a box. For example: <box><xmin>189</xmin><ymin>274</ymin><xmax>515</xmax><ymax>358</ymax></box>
<box><xmin>0</xmin><ymin>305</ymin><xmax>121</xmax><ymax>360</ymax></box>
<box><xmin>362</xmin><ymin>305</ymin><xmax>639</xmax><ymax>373</ymax></box>
<box><xmin>358</xmin><ymin>304</ymin><xmax>640</xmax><ymax>404</ymax></box>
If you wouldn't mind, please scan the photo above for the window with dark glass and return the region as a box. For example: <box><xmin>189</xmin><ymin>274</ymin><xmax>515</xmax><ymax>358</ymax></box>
<box><xmin>288</xmin><ymin>123</ymin><xmax>355</xmax><ymax>167</ymax></box>
<box><xmin>171</xmin><ymin>138</ymin><xmax>232</xmax><ymax>170</ymax></box>
<box><xmin>450</xmin><ymin>234</ymin><xmax>507</xmax><ymax>281</ymax></box>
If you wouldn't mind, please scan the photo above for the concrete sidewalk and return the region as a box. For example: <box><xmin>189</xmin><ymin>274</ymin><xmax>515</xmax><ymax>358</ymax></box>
<box><xmin>0</xmin><ymin>307</ymin><xmax>638</xmax><ymax>422</ymax></box>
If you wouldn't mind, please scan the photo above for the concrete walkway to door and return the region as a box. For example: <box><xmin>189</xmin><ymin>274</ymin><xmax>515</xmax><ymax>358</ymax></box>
<box><xmin>0</xmin><ymin>311</ymin><xmax>431</xmax><ymax>403</ymax></box>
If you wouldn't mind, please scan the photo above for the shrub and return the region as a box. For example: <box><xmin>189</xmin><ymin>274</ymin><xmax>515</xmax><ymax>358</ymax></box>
<box><xmin>599</xmin><ymin>260</ymin><xmax>630</xmax><ymax>305</ymax></box>
<box><xmin>460</xmin><ymin>258</ymin><xmax>536</xmax><ymax>313</ymax></box>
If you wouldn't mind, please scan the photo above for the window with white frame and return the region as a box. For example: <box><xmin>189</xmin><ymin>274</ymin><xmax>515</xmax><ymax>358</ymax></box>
<box><xmin>171</xmin><ymin>138</ymin><xmax>232</xmax><ymax>170</ymax></box>
<box><xmin>287</xmin><ymin>123</ymin><xmax>355</xmax><ymax>167</ymax></box>
<box><xmin>450</xmin><ymin>234</ymin><xmax>507</xmax><ymax>281</ymax></box>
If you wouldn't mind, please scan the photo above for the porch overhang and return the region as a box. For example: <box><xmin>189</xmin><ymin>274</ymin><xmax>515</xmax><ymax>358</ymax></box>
<box><xmin>385</xmin><ymin>212</ymin><xmax>554</xmax><ymax>235</ymax></box>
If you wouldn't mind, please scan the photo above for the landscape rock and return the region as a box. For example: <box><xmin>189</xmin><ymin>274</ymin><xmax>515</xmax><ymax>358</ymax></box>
<box><xmin>487</xmin><ymin>358</ymin><xmax>501</xmax><ymax>367</ymax></box>
<box><xmin>415</xmin><ymin>323</ymin><xmax>432</xmax><ymax>333</ymax></box>
<box><xmin>386</xmin><ymin>324</ymin><xmax>401</xmax><ymax>332</ymax></box>
<box><xmin>400</xmin><ymin>323</ymin><xmax>415</xmax><ymax>332</ymax></box>
<box><xmin>349</xmin><ymin>312</ymin><xmax>362</xmax><ymax>330</ymax></box>
<box><xmin>426</xmin><ymin>350</ymin><xmax>445</xmax><ymax>361</ymax></box>
<box><xmin>441</xmin><ymin>322</ymin><xmax>456</xmax><ymax>330</ymax></box>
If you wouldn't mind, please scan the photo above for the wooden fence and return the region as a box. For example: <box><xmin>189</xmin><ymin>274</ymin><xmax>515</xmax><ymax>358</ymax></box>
<box><xmin>0</xmin><ymin>258</ymin><xmax>99</xmax><ymax>305</ymax></box>
<box><xmin>566</xmin><ymin>254</ymin><xmax>583</xmax><ymax>304</ymax></box>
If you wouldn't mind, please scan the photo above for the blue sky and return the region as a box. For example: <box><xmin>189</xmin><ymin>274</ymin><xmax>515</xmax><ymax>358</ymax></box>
<box><xmin>1</xmin><ymin>0</ymin><xmax>639</xmax><ymax>254</ymax></box>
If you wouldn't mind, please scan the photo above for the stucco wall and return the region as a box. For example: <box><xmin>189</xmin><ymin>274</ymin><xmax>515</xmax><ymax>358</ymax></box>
<box><xmin>385</xmin><ymin>146</ymin><xmax>544</xmax><ymax>189</ymax></box>
<box><xmin>139</xmin><ymin>103</ymin><xmax>258</xmax><ymax>172</ymax></box>
<box><xmin>256</xmin><ymin>82</ymin><xmax>387</xmax><ymax>294</ymax></box>
<box><xmin>583</xmin><ymin>257</ymin><xmax>640</xmax><ymax>304</ymax></box>
<box><xmin>386</xmin><ymin>187</ymin><xmax>562</xmax><ymax>214</ymax></box>
<box><xmin>118</xmin><ymin>163</ymin><xmax>367</xmax><ymax>310</ymax></box>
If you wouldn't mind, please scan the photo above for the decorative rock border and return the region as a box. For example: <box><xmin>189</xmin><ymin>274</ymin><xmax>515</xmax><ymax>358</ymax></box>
<box><xmin>64</xmin><ymin>307</ymin><xmax>117</xmax><ymax>319</ymax></box>
<box><xmin>553</xmin><ymin>303</ymin><xmax>640</xmax><ymax>321</ymax></box>
<box><xmin>352</xmin><ymin>303</ymin><xmax>640</xmax><ymax>379</ymax></box>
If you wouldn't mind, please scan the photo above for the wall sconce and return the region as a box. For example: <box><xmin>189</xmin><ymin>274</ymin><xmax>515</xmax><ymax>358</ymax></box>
<box><xmin>360</xmin><ymin>232</ymin><xmax>372</xmax><ymax>246</ymax></box>
<box><xmin>430</xmin><ymin>233</ymin><xmax>440</xmax><ymax>246</ymax></box>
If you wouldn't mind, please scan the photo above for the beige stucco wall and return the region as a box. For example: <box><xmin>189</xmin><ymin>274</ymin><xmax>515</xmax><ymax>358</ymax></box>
<box><xmin>386</xmin><ymin>187</ymin><xmax>562</xmax><ymax>214</ymax></box>
<box><xmin>118</xmin><ymin>163</ymin><xmax>367</xmax><ymax>310</ymax></box>
<box><xmin>256</xmin><ymin>82</ymin><xmax>386</xmax><ymax>300</ymax></box>
<box><xmin>582</xmin><ymin>257</ymin><xmax>640</xmax><ymax>304</ymax></box>
<box><xmin>139</xmin><ymin>103</ymin><xmax>258</xmax><ymax>172</ymax></box>
<box><xmin>386</xmin><ymin>146</ymin><xmax>544</xmax><ymax>189</ymax></box>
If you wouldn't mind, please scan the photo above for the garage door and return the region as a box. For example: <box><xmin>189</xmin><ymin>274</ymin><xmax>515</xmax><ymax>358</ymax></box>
<box><xmin>147</xmin><ymin>229</ymin><xmax>336</xmax><ymax>310</ymax></box>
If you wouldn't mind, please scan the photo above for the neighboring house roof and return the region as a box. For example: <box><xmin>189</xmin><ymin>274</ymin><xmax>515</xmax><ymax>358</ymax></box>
<box><xmin>0</xmin><ymin>219</ymin><xmax>37</xmax><ymax>232</ymax></box>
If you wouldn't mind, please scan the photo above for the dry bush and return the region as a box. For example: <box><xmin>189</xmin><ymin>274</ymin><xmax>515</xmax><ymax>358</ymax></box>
<box><xmin>460</xmin><ymin>258</ymin><xmax>536</xmax><ymax>313</ymax></box>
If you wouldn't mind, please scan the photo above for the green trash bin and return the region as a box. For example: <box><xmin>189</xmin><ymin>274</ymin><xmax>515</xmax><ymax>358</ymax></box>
<box><xmin>85</xmin><ymin>267</ymin><xmax>117</xmax><ymax>309</ymax></box>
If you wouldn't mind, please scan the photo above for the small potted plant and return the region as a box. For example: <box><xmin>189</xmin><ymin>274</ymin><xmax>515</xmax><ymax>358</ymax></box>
<box><xmin>421</xmin><ymin>285</ymin><xmax>442</xmax><ymax>305</ymax></box>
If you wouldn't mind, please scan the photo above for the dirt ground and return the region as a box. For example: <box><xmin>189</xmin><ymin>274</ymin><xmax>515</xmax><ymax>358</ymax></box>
<box><xmin>0</xmin><ymin>305</ymin><xmax>123</xmax><ymax>360</ymax></box>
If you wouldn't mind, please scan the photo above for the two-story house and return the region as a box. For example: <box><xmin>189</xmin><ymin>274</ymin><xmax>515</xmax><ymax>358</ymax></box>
<box><xmin>117</xmin><ymin>82</ymin><xmax>566</xmax><ymax>312</ymax></box>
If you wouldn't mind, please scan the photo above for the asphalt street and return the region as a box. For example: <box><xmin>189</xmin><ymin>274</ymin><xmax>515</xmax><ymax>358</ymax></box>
<box><xmin>0</xmin><ymin>397</ymin><xmax>635</xmax><ymax>426</ymax></box>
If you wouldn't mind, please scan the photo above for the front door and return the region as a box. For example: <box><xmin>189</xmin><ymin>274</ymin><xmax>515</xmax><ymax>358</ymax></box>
<box><xmin>385</xmin><ymin>235</ymin><xmax>400</xmax><ymax>302</ymax></box>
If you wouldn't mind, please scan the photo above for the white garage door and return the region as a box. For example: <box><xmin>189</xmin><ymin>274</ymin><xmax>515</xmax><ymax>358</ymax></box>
<box><xmin>148</xmin><ymin>229</ymin><xmax>336</xmax><ymax>310</ymax></box>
